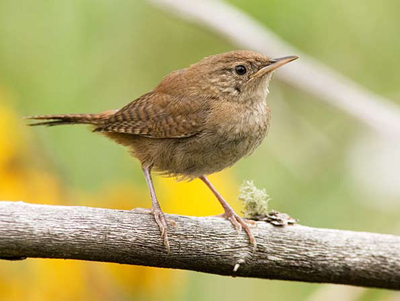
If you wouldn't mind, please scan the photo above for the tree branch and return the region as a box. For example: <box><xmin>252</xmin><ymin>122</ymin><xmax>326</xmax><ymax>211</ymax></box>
<box><xmin>0</xmin><ymin>201</ymin><xmax>399</xmax><ymax>290</ymax></box>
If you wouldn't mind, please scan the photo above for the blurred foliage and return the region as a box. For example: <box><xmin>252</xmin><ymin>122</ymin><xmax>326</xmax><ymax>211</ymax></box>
<box><xmin>0</xmin><ymin>0</ymin><xmax>399</xmax><ymax>300</ymax></box>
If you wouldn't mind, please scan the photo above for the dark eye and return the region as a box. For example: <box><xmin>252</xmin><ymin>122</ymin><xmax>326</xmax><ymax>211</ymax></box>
<box><xmin>235</xmin><ymin>65</ymin><xmax>247</xmax><ymax>75</ymax></box>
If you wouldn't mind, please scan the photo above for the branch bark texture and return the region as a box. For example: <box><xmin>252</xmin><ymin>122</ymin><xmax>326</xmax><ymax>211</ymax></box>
<box><xmin>0</xmin><ymin>201</ymin><xmax>399</xmax><ymax>290</ymax></box>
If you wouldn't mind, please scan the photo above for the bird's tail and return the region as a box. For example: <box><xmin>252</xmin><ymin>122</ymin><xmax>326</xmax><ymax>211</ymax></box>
<box><xmin>25</xmin><ymin>112</ymin><xmax>114</xmax><ymax>127</ymax></box>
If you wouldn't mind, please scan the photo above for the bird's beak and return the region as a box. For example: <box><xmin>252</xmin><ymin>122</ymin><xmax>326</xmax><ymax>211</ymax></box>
<box><xmin>251</xmin><ymin>55</ymin><xmax>298</xmax><ymax>78</ymax></box>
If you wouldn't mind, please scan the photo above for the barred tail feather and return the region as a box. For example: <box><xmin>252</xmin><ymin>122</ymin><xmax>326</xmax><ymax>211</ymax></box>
<box><xmin>25</xmin><ymin>113</ymin><xmax>108</xmax><ymax>127</ymax></box>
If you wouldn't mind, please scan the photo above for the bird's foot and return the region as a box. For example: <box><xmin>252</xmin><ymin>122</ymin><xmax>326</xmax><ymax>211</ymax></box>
<box><xmin>152</xmin><ymin>208</ymin><xmax>170</xmax><ymax>253</ymax></box>
<box><xmin>131</xmin><ymin>207</ymin><xmax>171</xmax><ymax>252</ymax></box>
<box><xmin>217</xmin><ymin>210</ymin><xmax>257</xmax><ymax>250</ymax></box>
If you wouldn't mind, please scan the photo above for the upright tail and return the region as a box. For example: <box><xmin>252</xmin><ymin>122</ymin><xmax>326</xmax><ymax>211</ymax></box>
<box><xmin>25</xmin><ymin>111</ymin><xmax>115</xmax><ymax>127</ymax></box>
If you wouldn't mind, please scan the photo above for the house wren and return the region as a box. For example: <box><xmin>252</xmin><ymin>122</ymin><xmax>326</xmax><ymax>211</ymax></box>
<box><xmin>27</xmin><ymin>50</ymin><xmax>298</xmax><ymax>251</ymax></box>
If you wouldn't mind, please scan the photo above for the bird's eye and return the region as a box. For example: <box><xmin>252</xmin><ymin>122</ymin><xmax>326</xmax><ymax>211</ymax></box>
<box><xmin>235</xmin><ymin>65</ymin><xmax>247</xmax><ymax>75</ymax></box>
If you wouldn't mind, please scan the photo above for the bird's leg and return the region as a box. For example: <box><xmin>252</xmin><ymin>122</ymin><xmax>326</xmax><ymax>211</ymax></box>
<box><xmin>199</xmin><ymin>176</ymin><xmax>256</xmax><ymax>248</ymax></box>
<box><xmin>142</xmin><ymin>165</ymin><xmax>170</xmax><ymax>252</ymax></box>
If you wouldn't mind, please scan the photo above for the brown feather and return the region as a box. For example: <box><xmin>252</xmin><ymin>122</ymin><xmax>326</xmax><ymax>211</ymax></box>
<box><xmin>94</xmin><ymin>92</ymin><xmax>210</xmax><ymax>139</ymax></box>
<box><xmin>26</xmin><ymin>111</ymin><xmax>116</xmax><ymax>127</ymax></box>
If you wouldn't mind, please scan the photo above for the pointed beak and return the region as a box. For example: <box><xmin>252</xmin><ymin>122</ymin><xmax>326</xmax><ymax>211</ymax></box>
<box><xmin>251</xmin><ymin>55</ymin><xmax>298</xmax><ymax>78</ymax></box>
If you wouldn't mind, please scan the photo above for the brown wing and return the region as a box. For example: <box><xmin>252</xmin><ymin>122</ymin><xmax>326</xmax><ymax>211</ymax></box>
<box><xmin>94</xmin><ymin>92</ymin><xmax>209</xmax><ymax>138</ymax></box>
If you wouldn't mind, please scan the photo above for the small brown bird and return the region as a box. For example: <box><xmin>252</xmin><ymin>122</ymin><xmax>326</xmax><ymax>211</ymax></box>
<box><xmin>27</xmin><ymin>50</ymin><xmax>297</xmax><ymax>251</ymax></box>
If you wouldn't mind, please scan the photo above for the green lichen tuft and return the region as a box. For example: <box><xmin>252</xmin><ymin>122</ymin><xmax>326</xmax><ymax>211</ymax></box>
<box><xmin>239</xmin><ymin>180</ymin><xmax>271</xmax><ymax>218</ymax></box>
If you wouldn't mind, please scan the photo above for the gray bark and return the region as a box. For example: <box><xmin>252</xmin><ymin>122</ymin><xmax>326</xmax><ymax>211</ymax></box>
<box><xmin>0</xmin><ymin>201</ymin><xmax>399</xmax><ymax>290</ymax></box>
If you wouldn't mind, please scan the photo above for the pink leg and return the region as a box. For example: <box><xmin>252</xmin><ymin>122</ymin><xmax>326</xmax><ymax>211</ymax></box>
<box><xmin>142</xmin><ymin>165</ymin><xmax>170</xmax><ymax>252</ymax></box>
<box><xmin>200</xmin><ymin>176</ymin><xmax>256</xmax><ymax>248</ymax></box>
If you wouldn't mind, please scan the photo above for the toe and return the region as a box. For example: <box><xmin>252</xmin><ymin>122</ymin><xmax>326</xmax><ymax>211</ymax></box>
<box><xmin>239</xmin><ymin>219</ymin><xmax>256</xmax><ymax>249</ymax></box>
<box><xmin>152</xmin><ymin>211</ymin><xmax>170</xmax><ymax>252</ymax></box>
<box><xmin>227</xmin><ymin>214</ymin><xmax>256</xmax><ymax>249</ymax></box>
<box><xmin>228</xmin><ymin>216</ymin><xmax>242</xmax><ymax>234</ymax></box>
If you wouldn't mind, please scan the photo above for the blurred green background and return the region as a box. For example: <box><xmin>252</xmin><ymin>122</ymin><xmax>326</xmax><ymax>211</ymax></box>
<box><xmin>0</xmin><ymin>0</ymin><xmax>399</xmax><ymax>300</ymax></box>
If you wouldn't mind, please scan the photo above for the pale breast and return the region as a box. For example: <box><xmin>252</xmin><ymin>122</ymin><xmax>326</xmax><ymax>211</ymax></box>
<box><xmin>213</xmin><ymin>101</ymin><xmax>270</xmax><ymax>160</ymax></box>
<box><xmin>174</xmin><ymin>100</ymin><xmax>270</xmax><ymax>177</ymax></box>
<box><xmin>142</xmin><ymin>100</ymin><xmax>270</xmax><ymax>179</ymax></box>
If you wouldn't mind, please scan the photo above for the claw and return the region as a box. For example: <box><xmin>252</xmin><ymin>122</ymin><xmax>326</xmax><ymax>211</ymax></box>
<box><xmin>221</xmin><ymin>211</ymin><xmax>256</xmax><ymax>250</ymax></box>
<box><xmin>227</xmin><ymin>215</ymin><xmax>242</xmax><ymax>234</ymax></box>
<box><xmin>152</xmin><ymin>209</ymin><xmax>170</xmax><ymax>253</ymax></box>
<box><xmin>200</xmin><ymin>176</ymin><xmax>257</xmax><ymax>250</ymax></box>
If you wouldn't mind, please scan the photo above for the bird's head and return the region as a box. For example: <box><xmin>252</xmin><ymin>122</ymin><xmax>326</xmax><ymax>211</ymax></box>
<box><xmin>188</xmin><ymin>50</ymin><xmax>298</xmax><ymax>102</ymax></box>
<box><xmin>156</xmin><ymin>50</ymin><xmax>297</xmax><ymax>103</ymax></box>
